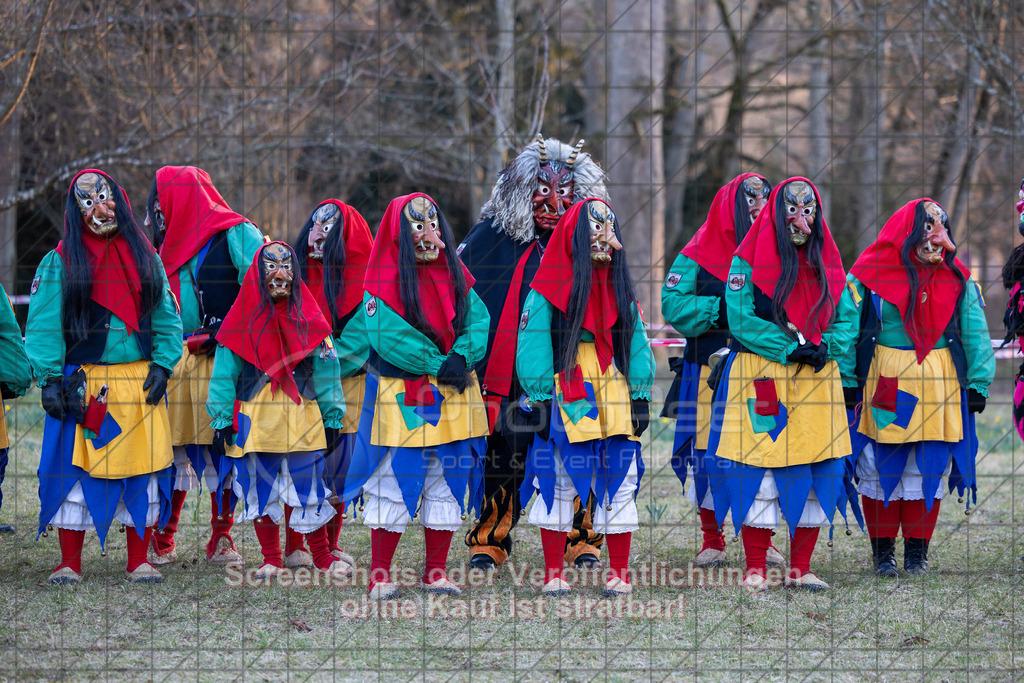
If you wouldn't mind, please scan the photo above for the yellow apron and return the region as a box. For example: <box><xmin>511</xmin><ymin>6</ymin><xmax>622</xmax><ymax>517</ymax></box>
<box><xmin>553</xmin><ymin>342</ymin><xmax>633</xmax><ymax>444</ymax></box>
<box><xmin>369</xmin><ymin>371</ymin><xmax>490</xmax><ymax>448</ymax></box>
<box><xmin>694</xmin><ymin>364</ymin><xmax>714</xmax><ymax>451</ymax></box>
<box><xmin>712</xmin><ymin>352</ymin><xmax>850</xmax><ymax>468</ymax></box>
<box><xmin>166</xmin><ymin>341</ymin><xmax>216</xmax><ymax>446</ymax></box>
<box><xmin>70</xmin><ymin>360</ymin><xmax>174</xmax><ymax>479</ymax></box>
<box><xmin>858</xmin><ymin>346</ymin><xmax>962</xmax><ymax>444</ymax></box>
<box><xmin>227</xmin><ymin>382</ymin><xmax>327</xmax><ymax>458</ymax></box>
<box><xmin>340</xmin><ymin>375</ymin><xmax>365</xmax><ymax>435</ymax></box>
<box><xmin>0</xmin><ymin>402</ymin><xmax>9</xmax><ymax>450</ymax></box>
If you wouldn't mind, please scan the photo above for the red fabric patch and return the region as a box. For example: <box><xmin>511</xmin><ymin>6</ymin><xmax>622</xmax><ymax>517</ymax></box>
<box><xmin>560</xmin><ymin>364</ymin><xmax>588</xmax><ymax>403</ymax></box>
<box><xmin>753</xmin><ymin>377</ymin><xmax>779</xmax><ymax>416</ymax></box>
<box><xmin>82</xmin><ymin>396</ymin><xmax>107</xmax><ymax>433</ymax></box>
<box><xmin>403</xmin><ymin>376</ymin><xmax>435</xmax><ymax>407</ymax></box>
<box><xmin>871</xmin><ymin>375</ymin><xmax>899</xmax><ymax>412</ymax></box>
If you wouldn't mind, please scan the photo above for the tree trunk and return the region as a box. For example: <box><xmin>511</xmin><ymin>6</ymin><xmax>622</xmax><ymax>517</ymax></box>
<box><xmin>605</xmin><ymin>0</ymin><xmax>667</xmax><ymax>321</ymax></box>
<box><xmin>0</xmin><ymin>110</ymin><xmax>19</xmax><ymax>292</ymax></box>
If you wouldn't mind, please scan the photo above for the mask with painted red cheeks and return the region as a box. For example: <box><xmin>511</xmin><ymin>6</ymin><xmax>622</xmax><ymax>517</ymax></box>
<box><xmin>532</xmin><ymin>165</ymin><xmax>574</xmax><ymax>233</ymax></box>
<box><xmin>308</xmin><ymin>203</ymin><xmax>340</xmax><ymax>262</ymax></box>
<box><xmin>75</xmin><ymin>172</ymin><xmax>119</xmax><ymax>237</ymax></box>
<box><xmin>916</xmin><ymin>201</ymin><xmax>955</xmax><ymax>266</ymax></box>
<box><xmin>783</xmin><ymin>181</ymin><xmax>816</xmax><ymax>247</ymax></box>
<box><xmin>742</xmin><ymin>176</ymin><xmax>770</xmax><ymax>221</ymax></box>
<box><xmin>403</xmin><ymin>196</ymin><xmax>445</xmax><ymax>263</ymax></box>
<box><xmin>261</xmin><ymin>243</ymin><xmax>294</xmax><ymax>301</ymax></box>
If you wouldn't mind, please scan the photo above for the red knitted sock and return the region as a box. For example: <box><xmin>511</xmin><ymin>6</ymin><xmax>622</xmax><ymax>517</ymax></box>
<box><xmin>901</xmin><ymin>498</ymin><xmax>941</xmax><ymax>540</ymax></box>
<box><xmin>304</xmin><ymin>525</ymin><xmax>336</xmax><ymax>570</ymax></box>
<box><xmin>540</xmin><ymin>528</ymin><xmax>568</xmax><ymax>583</ymax></box>
<box><xmin>699</xmin><ymin>507</ymin><xmax>726</xmax><ymax>551</ymax></box>
<box><xmin>206</xmin><ymin>490</ymin><xmax>238</xmax><ymax>558</ymax></box>
<box><xmin>125</xmin><ymin>526</ymin><xmax>154</xmax><ymax>572</ymax></box>
<box><xmin>861</xmin><ymin>495</ymin><xmax>901</xmax><ymax>538</ymax></box>
<box><xmin>605</xmin><ymin>531</ymin><xmax>632</xmax><ymax>583</ymax></box>
<box><xmin>253</xmin><ymin>516</ymin><xmax>283</xmax><ymax>568</ymax></box>
<box><xmin>283</xmin><ymin>506</ymin><xmax>308</xmax><ymax>555</ymax></box>
<box><xmin>55</xmin><ymin>528</ymin><xmax>86</xmax><ymax>573</ymax></box>
<box><xmin>789</xmin><ymin>526</ymin><xmax>820</xmax><ymax>576</ymax></box>
<box><xmin>369</xmin><ymin>528</ymin><xmax>403</xmax><ymax>590</ymax></box>
<box><xmin>151</xmin><ymin>489</ymin><xmax>186</xmax><ymax>555</ymax></box>
<box><xmin>325</xmin><ymin>501</ymin><xmax>345</xmax><ymax>552</ymax></box>
<box><xmin>741</xmin><ymin>525</ymin><xmax>772</xmax><ymax>576</ymax></box>
<box><xmin>422</xmin><ymin>527</ymin><xmax>455</xmax><ymax>584</ymax></box>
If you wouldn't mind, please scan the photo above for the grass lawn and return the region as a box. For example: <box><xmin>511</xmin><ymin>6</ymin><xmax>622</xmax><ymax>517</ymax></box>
<box><xmin>0</xmin><ymin>364</ymin><xmax>1022</xmax><ymax>681</ymax></box>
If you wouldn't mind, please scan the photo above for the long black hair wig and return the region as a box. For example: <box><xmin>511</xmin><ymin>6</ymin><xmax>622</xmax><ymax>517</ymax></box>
<box><xmin>560</xmin><ymin>201</ymin><xmax>638</xmax><ymax>375</ymax></box>
<box><xmin>770</xmin><ymin>183</ymin><xmax>834</xmax><ymax>340</ymax></box>
<box><xmin>145</xmin><ymin>176</ymin><xmax>162</xmax><ymax>248</ymax></box>
<box><xmin>901</xmin><ymin>201</ymin><xmax>966</xmax><ymax>331</ymax></box>
<box><xmin>733</xmin><ymin>176</ymin><xmax>771</xmax><ymax>245</ymax></box>
<box><xmin>293</xmin><ymin>202</ymin><xmax>349</xmax><ymax>327</ymax></box>
<box><xmin>396</xmin><ymin>206</ymin><xmax>467</xmax><ymax>351</ymax></box>
<box><xmin>62</xmin><ymin>173</ymin><xmax>163</xmax><ymax>341</ymax></box>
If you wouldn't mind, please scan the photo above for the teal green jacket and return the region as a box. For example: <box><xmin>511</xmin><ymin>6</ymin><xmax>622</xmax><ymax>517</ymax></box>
<box><xmin>661</xmin><ymin>252</ymin><xmax>721</xmax><ymax>337</ymax></box>
<box><xmin>334</xmin><ymin>310</ymin><xmax>370</xmax><ymax>378</ymax></box>
<box><xmin>838</xmin><ymin>274</ymin><xmax>995</xmax><ymax>396</ymax></box>
<box><xmin>0</xmin><ymin>283</ymin><xmax>32</xmax><ymax>395</ymax></box>
<box><xmin>176</xmin><ymin>222</ymin><xmax>264</xmax><ymax>334</ymax></box>
<box><xmin>515</xmin><ymin>289</ymin><xmax>655</xmax><ymax>403</ymax></box>
<box><xmin>25</xmin><ymin>250</ymin><xmax>184</xmax><ymax>385</ymax></box>
<box><xmin>206</xmin><ymin>345</ymin><xmax>345</xmax><ymax>430</ymax></box>
<box><xmin>724</xmin><ymin>256</ymin><xmax>859</xmax><ymax>365</ymax></box>
<box><xmin>362</xmin><ymin>289</ymin><xmax>490</xmax><ymax>376</ymax></box>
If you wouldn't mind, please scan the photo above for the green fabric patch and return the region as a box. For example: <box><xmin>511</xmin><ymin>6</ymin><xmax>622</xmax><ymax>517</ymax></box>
<box><xmin>395</xmin><ymin>393</ymin><xmax>428</xmax><ymax>430</ymax></box>
<box><xmin>871</xmin><ymin>406</ymin><xmax>897</xmax><ymax>431</ymax></box>
<box><xmin>747</xmin><ymin>398</ymin><xmax>776</xmax><ymax>434</ymax></box>
<box><xmin>558</xmin><ymin>394</ymin><xmax>593</xmax><ymax>425</ymax></box>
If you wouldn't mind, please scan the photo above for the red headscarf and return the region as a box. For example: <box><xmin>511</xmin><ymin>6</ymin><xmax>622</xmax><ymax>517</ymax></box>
<box><xmin>155</xmin><ymin>166</ymin><xmax>252</xmax><ymax>300</ymax></box>
<box><xmin>216</xmin><ymin>242</ymin><xmax>333</xmax><ymax>404</ymax></box>
<box><xmin>363</xmin><ymin>193</ymin><xmax>474</xmax><ymax>353</ymax></box>
<box><xmin>682</xmin><ymin>173</ymin><xmax>767</xmax><ymax>283</ymax></box>
<box><xmin>850</xmin><ymin>198</ymin><xmax>970</xmax><ymax>363</ymax></box>
<box><xmin>531</xmin><ymin>198</ymin><xmax>620</xmax><ymax>373</ymax></box>
<box><xmin>56</xmin><ymin>169</ymin><xmax>147</xmax><ymax>333</ymax></box>
<box><xmin>734</xmin><ymin>177</ymin><xmax>846</xmax><ymax>346</ymax></box>
<box><xmin>302</xmin><ymin>199</ymin><xmax>373</xmax><ymax>322</ymax></box>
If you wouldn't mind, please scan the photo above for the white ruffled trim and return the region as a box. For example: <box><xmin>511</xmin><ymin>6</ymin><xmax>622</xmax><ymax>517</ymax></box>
<box><xmin>172</xmin><ymin>446</ymin><xmax>200</xmax><ymax>492</ymax></box>
<box><xmin>856</xmin><ymin>442</ymin><xmax>950</xmax><ymax>502</ymax></box>
<box><xmin>359</xmin><ymin>451</ymin><xmax>463</xmax><ymax>532</ymax></box>
<box><xmin>743</xmin><ymin>470</ymin><xmax>829</xmax><ymax>529</ymax></box>
<box><xmin>593</xmin><ymin>456</ymin><xmax>640</xmax><ymax>534</ymax></box>
<box><xmin>526</xmin><ymin>452</ymin><xmax>586</xmax><ymax>533</ymax></box>
<box><xmin>47</xmin><ymin>477</ymin><xmax>161</xmax><ymax>531</ymax></box>
<box><xmin>236</xmin><ymin>456</ymin><xmax>335</xmax><ymax>533</ymax></box>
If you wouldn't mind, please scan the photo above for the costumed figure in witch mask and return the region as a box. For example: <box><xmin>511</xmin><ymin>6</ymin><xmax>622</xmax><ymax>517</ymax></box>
<box><xmin>144</xmin><ymin>166</ymin><xmax>264</xmax><ymax>568</ymax></box>
<box><xmin>704</xmin><ymin>178</ymin><xmax>859</xmax><ymax>592</ymax></box>
<box><xmin>0</xmin><ymin>283</ymin><xmax>33</xmax><ymax>533</ymax></box>
<box><xmin>207</xmin><ymin>241</ymin><xmax>349</xmax><ymax>581</ymax></box>
<box><xmin>1001</xmin><ymin>179</ymin><xmax>1024</xmax><ymax>450</ymax></box>
<box><xmin>662</xmin><ymin>173</ymin><xmax>787</xmax><ymax>569</ymax></box>
<box><xmin>459</xmin><ymin>136</ymin><xmax>611</xmax><ymax>570</ymax></box>
<box><xmin>27</xmin><ymin>169</ymin><xmax>184</xmax><ymax>585</ymax></box>
<box><xmin>515</xmin><ymin>198</ymin><xmax>655</xmax><ymax>597</ymax></box>
<box><xmin>293</xmin><ymin>199</ymin><xmax>373</xmax><ymax>570</ymax></box>
<box><xmin>344</xmin><ymin>193</ymin><xmax>490</xmax><ymax>600</ymax></box>
<box><xmin>842</xmin><ymin>198</ymin><xmax>992</xmax><ymax>576</ymax></box>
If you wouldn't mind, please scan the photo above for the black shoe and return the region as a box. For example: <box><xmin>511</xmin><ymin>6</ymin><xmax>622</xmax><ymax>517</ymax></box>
<box><xmin>904</xmin><ymin>537</ymin><xmax>929</xmax><ymax>575</ymax></box>
<box><xmin>0</xmin><ymin>523</ymin><xmax>14</xmax><ymax>534</ymax></box>
<box><xmin>870</xmin><ymin>537</ymin><xmax>898</xmax><ymax>577</ymax></box>
<box><xmin>469</xmin><ymin>554</ymin><xmax>496</xmax><ymax>571</ymax></box>
<box><xmin>574</xmin><ymin>553</ymin><xmax>599</xmax><ymax>569</ymax></box>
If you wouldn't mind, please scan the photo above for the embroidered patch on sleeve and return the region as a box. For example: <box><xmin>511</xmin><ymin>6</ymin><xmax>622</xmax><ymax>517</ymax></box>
<box><xmin>365</xmin><ymin>296</ymin><xmax>377</xmax><ymax>317</ymax></box>
<box><xmin>519</xmin><ymin>310</ymin><xmax>530</xmax><ymax>330</ymax></box>
<box><xmin>665</xmin><ymin>272</ymin><xmax>681</xmax><ymax>289</ymax></box>
<box><xmin>30</xmin><ymin>276</ymin><xmax>40</xmax><ymax>295</ymax></box>
<box><xmin>847</xmin><ymin>280</ymin><xmax>862</xmax><ymax>308</ymax></box>
<box><xmin>456</xmin><ymin>242</ymin><xmax>466</xmax><ymax>255</ymax></box>
<box><xmin>728</xmin><ymin>273</ymin><xmax>746</xmax><ymax>291</ymax></box>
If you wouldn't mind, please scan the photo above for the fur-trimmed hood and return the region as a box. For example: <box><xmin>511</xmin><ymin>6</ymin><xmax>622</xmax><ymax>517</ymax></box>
<box><xmin>478</xmin><ymin>137</ymin><xmax>609</xmax><ymax>244</ymax></box>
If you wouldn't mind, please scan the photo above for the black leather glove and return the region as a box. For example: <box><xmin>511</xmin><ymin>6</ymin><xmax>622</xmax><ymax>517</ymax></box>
<box><xmin>0</xmin><ymin>383</ymin><xmax>18</xmax><ymax>401</ymax></box>
<box><xmin>41</xmin><ymin>380</ymin><xmax>65</xmax><ymax>420</ymax></box>
<box><xmin>508</xmin><ymin>398</ymin><xmax>552</xmax><ymax>442</ymax></box>
<box><xmin>966</xmin><ymin>388</ymin><xmax>986</xmax><ymax>414</ymax></box>
<box><xmin>436</xmin><ymin>353</ymin><xmax>469</xmax><ymax>393</ymax></box>
<box><xmin>787</xmin><ymin>342</ymin><xmax>827</xmax><ymax>372</ymax></box>
<box><xmin>201</xmin><ymin>335</ymin><xmax>218</xmax><ymax>357</ymax></box>
<box><xmin>143</xmin><ymin>364</ymin><xmax>170</xmax><ymax>405</ymax></box>
<box><xmin>324</xmin><ymin>426</ymin><xmax>341</xmax><ymax>453</ymax></box>
<box><xmin>716</xmin><ymin>296</ymin><xmax>729</xmax><ymax>330</ymax></box>
<box><xmin>809</xmin><ymin>343</ymin><xmax>829</xmax><ymax>373</ymax></box>
<box><xmin>211</xmin><ymin>428</ymin><xmax>232</xmax><ymax>456</ymax></box>
<box><xmin>843</xmin><ymin>387</ymin><xmax>860</xmax><ymax>411</ymax></box>
<box><xmin>631</xmin><ymin>399</ymin><xmax>650</xmax><ymax>437</ymax></box>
